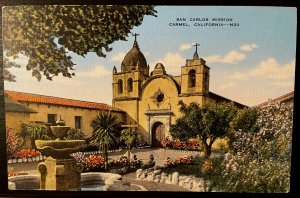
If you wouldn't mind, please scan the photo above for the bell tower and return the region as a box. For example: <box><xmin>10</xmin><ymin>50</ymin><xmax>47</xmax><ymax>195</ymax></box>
<box><xmin>112</xmin><ymin>34</ymin><xmax>149</xmax><ymax>124</ymax></box>
<box><xmin>180</xmin><ymin>43</ymin><xmax>210</xmax><ymax>96</ymax></box>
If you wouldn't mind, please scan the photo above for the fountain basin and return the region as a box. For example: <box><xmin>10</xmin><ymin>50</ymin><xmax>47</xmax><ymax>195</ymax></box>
<box><xmin>8</xmin><ymin>172</ymin><xmax>147</xmax><ymax>191</ymax></box>
<box><xmin>35</xmin><ymin>140</ymin><xmax>85</xmax><ymax>159</ymax></box>
<box><xmin>50</xmin><ymin>126</ymin><xmax>70</xmax><ymax>140</ymax></box>
<box><xmin>35</xmin><ymin>140</ymin><xmax>85</xmax><ymax>149</ymax></box>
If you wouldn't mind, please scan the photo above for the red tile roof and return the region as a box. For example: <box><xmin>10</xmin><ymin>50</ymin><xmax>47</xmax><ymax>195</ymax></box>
<box><xmin>5</xmin><ymin>90</ymin><xmax>123</xmax><ymax>112</ymax></box>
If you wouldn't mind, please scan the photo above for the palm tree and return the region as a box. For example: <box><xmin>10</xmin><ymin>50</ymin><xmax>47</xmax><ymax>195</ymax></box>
<box><xmin>120</xmin><ymin>128</ymin><xmax>137</xmax><ymax>163</ymax></box>
<box><xmin>90</xmin><ymin>111</ymin><xmax>121</xmax><ymax>170</ymax></box>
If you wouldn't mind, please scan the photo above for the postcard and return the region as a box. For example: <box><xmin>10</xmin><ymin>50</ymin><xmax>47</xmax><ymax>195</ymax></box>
<box><xmin>0</xmin><ymin>5</ymin><xmax>297</xmax><ymax>194</ymax></box>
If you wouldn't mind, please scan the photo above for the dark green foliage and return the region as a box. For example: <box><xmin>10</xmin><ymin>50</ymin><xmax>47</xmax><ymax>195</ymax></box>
<box><xmin>66</xmin><ymin>128</ymin><xmax>86</xmax><ymax>140</ymax></box>
<box><xmin>163</xmin><ymin>156</ymin><xmax>224</xmax><ymax>190</ymax></box>
<box><xmin>3</xmin><ymin>5</ymin><xmax>157</xmax><ymax>81</ymax></box>
<box><xmin>228</xmin><ymin>107</ymin><xmax>260</xmax><ymax>152</ymax></box>
<box><xmin>20</xmin><ymin>122</ymin><xmax>52</xmax><ymax>149</ymax></box>
<box><xmin>3</xmin><ymin>57</ymin><xmax>21</xmax><ymax>82</ymax></box>
<box><xmin>170</xmin><ymin>100</ymin><xmax>237</xmax><ymax>158</ymax></box>
<box><xmin>90</xmin><ymin>111</ymin><xmax>121</xmax><ymax>170</ymax></box>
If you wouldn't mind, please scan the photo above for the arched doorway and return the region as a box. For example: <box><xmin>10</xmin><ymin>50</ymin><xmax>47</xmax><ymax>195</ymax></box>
<box><xmin>152</xmin><ymin>122</ymin><xmax>165</xmax><ymax>147</ymax></box>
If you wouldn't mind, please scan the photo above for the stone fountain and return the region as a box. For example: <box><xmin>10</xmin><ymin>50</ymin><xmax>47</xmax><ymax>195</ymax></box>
<box><xmin>35</xmin><ymin>117</ymin><xmax>85</xmax><ymax>191</ymax></box>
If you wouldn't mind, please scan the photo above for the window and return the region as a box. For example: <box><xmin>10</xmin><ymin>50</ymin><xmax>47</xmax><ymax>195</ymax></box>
<box><xmin>47</xmin><ymin>114</ymin><xmax>57</xmax><ymax>125</ymax></box>
<box><xmin>118</xmin><ymin>79</ymin><xmax>123</xmax><ymax>94</ymax></box>
<box><xmin>75</xmin><ymin>116</ymin><xmax>82</xmax><ymax>129</ymax></box>
<box><xmin>127</xmin><ymin>78</ymin><xmax>133</xmax><ymax>92</ymax></box>
<box><xmin>188</xmin><ymin>69</ymin><xmax>196</xmax><ymax>88</ymax></box>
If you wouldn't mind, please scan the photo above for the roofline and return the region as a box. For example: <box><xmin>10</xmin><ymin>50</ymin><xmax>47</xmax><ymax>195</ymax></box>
<box><xmin>209</xmin><ymin>91</ymin><xmax>248</xmax><ymax>108</ymax></box>
<box><xmin>254</xmin><ymin>91</ymin><xmax>294</xmax><ymax>108</ymax></box>
<box><xmin>4</xmin><ymin>90</ymin><xmax>124</xmax><ymax>112</ymax></box>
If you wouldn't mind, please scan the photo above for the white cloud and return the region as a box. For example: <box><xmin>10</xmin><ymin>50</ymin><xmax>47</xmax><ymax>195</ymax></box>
<box><xmin>227</xmin><ymin>57</ymin><xmax>295</xmax><ymax>88</ymax></box>
<box><xmin>79</xmin><ymin>65</ymin><xmax>111</xmax><ymax>77</ymax></box>
<box><xmin>150</xmin><ymin>52</ymin><xmax>185</xmax><ymax>75</ymax></box>
<box><xmin>222</xmin><ymin>50</ymin><xmax>247</xmax><ymax>64</ymax></box>
<box><xmin>270</xmin><ymin>81</ymin><xmax>294</xmax><ymax>87</ymax></box>
<box><xmin>205</xmin><ymin>50</ymin><xmax>246</xmax><ymax>64</ymax></box>
<box><xmin>110</xmin><ymin>52</ymin><xmax>126</xmax><ymax>62</ymax></box>
<box><xmin>229</xmin><ymin>72</ymin><xmax>248</xmax><ymax>81</ymax></box>
<box><xmin>249</xmin><ymin>58</ymin><xmax>295</xmax><ymax>80</ymax></box>
<box><xmin>219</xmin><ymin>81</ymin><xmax>236</xmax><ymax>90</ymax></box>
<box><xmin>179</xmin><ymin>43</ymin><xmax>192</xmax><ymax>51</ymax></box>
<box><xmin>240</xmin><ymin>44</ymin><xmax>258</xmax><ymax>51</ymax></box>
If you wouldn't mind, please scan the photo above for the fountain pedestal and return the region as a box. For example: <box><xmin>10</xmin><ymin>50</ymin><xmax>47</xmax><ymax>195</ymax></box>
<box><xmin>35</xmin><ymin>119</ymin><xmax>85</xmax><ymax>191</ymax></box>
<box><xmin>38</xmin><ymin>157</ymin><xmax>83</xmax><ymax>190</ymax></box>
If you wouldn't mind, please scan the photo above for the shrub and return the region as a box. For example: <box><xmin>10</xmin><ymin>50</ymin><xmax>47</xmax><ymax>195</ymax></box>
<box><xmin>67</xmin><ymin>128</ymin><xmax>86</xmax><ymax>140</ymax></box>
<box><xmin>164</xmin><ymin>156</ymin><xmax>193</xmax><ymax>167</ymax></box>
<box><xmin>6</xmin><ymin>128</ymin><xmax>19</xmax><ymax>158</ymax></box>
<box><xmin>83</xmin><ymin>154</ymin><xmax>105</xmax><ymax>171</ymax></box>
<box><xmin>137</xmin><ymin>140</ymin><xmax>149</xmax><ymax>148</ymax></box>
<box><xmin>220</xmin><ymin>102</ymin><xmax>293</xmax><ymax>192</ymax></box>
<box><xmin>20</xmin><ymin>122</ymin><xmax>51</xmax><ymax>149</ymax></box>
<box><xmin>171</xmin><ymin>139</ymin><xmax>186</xmax><ymax>150</ymax></box>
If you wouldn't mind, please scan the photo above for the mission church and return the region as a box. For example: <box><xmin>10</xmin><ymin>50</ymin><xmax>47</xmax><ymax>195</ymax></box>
<box><xmin>112</xmin><ymin>35</ymin><xmax>246</xmax><ymax>147</ymax></box>
<box><xmin>4</xmin><ymin>35</ymin><xmax>247</xmax><ymax>149</ymax></box>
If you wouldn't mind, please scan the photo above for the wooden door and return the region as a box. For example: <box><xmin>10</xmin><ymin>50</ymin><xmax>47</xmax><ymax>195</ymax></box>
<box><xmin>152</xmin><ymin>122</ymin><xmax>165</xmax><ymax>147</ymax></box>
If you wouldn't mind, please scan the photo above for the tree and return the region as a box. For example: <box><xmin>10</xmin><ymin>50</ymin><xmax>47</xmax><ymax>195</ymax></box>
<box><xmin>20</xmin><ymin>122</ymin><xmax>51</xmax><ymax>149</ymax></box>
<box><xmin>228</xmin><ymin>107</ymin><xmax>260</xmax><ymax>152</ymax></box>
<box><xmin>2</xmin><ymin>5</ymin><xmax>156</xmax><ymax>81</ymax></box>
<box><xmin>3</xmin><ymin>57</ymin><xmax>21</xmax><ymax>82</ymax></box>
<box><xmin>120</xmin><ymin>128</ymin><xmax>137</xmax><ymax>162</ymax></box>
<box><xmin>170</xmin><ymin>100</ymin><xmax>237</xmax><ymax>158</ymax></box>
<box><xmin>90</xmin><ymin>111</ymin><xmax>121</xmax><ymax>170</ymax></box>
<box><xmin>220</xmin><ymin>102</ymin><xmax>293</xmax><ymax>192</ymax></box>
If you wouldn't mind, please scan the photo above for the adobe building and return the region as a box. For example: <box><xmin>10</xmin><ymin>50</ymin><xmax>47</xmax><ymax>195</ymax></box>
<box><xmin>5</xmin><ymin>91</ymin><xmax>125</xmax><ymax>138</ymax></box>
<box><xmin>112</xmin><ymin>37</ymin><xmax>246</xmax><ymax>147</ymax></box>
<box><xmin>254</xmin><ymin>91</ymin><xmax>294</xmax><ymax>108</ymax></box>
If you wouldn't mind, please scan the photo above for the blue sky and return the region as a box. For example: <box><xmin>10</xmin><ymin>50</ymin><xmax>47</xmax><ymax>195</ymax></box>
<box><xmin>5</xmin><ymin>6</ymin><xmax>297</xmax><ymax>106</ymax></box>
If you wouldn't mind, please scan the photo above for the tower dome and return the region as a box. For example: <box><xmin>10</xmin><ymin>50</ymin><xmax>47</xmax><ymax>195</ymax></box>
<box><xmin>121</xmin><ymin>40</ymin><xmax>147</xmax><ymax>72</ymax></box>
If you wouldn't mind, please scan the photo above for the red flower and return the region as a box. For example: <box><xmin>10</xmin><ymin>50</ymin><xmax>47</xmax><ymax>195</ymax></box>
<box><xmin>13</xmin><ymin>149</ymin><xmax>41</xmax><ymax>158</ymax></box>
<box><xmin>8</xmin><ymin>171</ymin><xmax>28</xmax><ymax>177</ymax></box>
<box><xmin>202</xmin><ymin>161</ymin><xmax>213</xmax><ymax>170</ymax></box>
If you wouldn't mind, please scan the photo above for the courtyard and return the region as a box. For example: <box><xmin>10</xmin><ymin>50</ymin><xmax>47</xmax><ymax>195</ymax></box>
<box><xmin>8</xmin><ymin>148</ymin><xmax>202</xmax><ymax>191</ymax></box>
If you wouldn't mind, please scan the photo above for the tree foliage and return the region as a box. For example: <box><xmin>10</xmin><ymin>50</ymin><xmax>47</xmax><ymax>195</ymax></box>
<box><xmin>20</xmin><ymin>122</ymin><xmax>51</xmax><ymax>149</ymax></box>
<box><xmin>120</xmin><ymin>128</ymin><xmax>138</xmax><ymax>162</ymax></box>
<box><xmin>228</xmin><ymin>107</ymin><xmax>260</xmax><ymax>152</ymax></box>
<box><xmin>170</xmin><ymin>100</ymin><xmax>237</xmax><ymax>158</ymax></box>
<box><xmin>3</xmin><ymin>57</ymin><xmax>21</xmax><ymax>82</ymax></box>
<box><xmin>66</xmin><ymin>128</ymin><xmax>86</xmax><ymax>140</ymax></box>
<box><xmin>90</xmin><ymin>111</ymin><xmax>121</xmax><ymax>170</ymax></box>
<box><xmin>3</xmin><ymin>5</ymin><xmax>156</xmax><ymax>81</ymax></box>
<box><xmin>220</xmin><ymin>102</ymin><xmax>293</xmax><ymax>192</ymax></box>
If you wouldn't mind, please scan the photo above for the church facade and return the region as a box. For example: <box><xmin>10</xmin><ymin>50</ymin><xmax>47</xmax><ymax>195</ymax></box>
<box><xmin>112</xmin><ymin>38</ymin><xmax>246</xmax><ymax>147</ymax></box>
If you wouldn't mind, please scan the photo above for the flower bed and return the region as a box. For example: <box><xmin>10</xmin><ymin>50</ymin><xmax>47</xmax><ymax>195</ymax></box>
<box><xmin>8</xmin><ymin>171</ymin><xmax>28</xmax><ymax>177</ymax></box>
<box><xmin>8</xmin><ymin>149</ymin><xmax>45</xmax><ymax>164</ymax></box>
<box><xmin>71</xmin><ymin>153</ymin><xmax>143</xmax><ymax>174</ymax></box>
<box><xmin>162</xmin><ymin>137</ymin><xmax>202</xmax><ymax>151</ymax></box>
<box><xmin>13</xmin><ymin>149</ymin><xmax>41</xmax><ymax>158</ymax></box>
<box><xmin>164</xmin><ymin>156</ymin><xmax>193</xmax><ymax>167</ymax></box>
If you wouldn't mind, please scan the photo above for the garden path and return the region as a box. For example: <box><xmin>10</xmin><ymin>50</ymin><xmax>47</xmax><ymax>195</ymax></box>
<box><xmin>109</xmin><ymin>148</ymin><xmax>201</xmax><ymax>166</ymax></box>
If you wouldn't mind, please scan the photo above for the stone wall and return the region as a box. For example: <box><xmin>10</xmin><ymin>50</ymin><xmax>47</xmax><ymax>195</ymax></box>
<box><xmin>136</xmin><ymin>168</ymin><xmax>210</xmax><ymax>192</ymax></box>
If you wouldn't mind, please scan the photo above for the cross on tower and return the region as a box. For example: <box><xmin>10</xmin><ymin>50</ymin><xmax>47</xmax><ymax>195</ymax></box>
<box><xmin>132</xmin><ymin>33</ymin><xmax>140</xmax><ymax>42</ymax></box>
<box><xmin>194</xmin><ymin>43</ymin><xmax>200</xmax><ymax>53</ymax></box>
